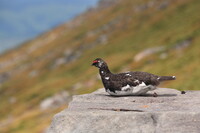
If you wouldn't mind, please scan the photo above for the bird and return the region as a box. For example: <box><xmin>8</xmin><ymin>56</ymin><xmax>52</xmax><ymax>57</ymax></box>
<box><xmin>91</xmin><ymin>58</ymin><xmax>176</xmax><ymax>96</ymax></box>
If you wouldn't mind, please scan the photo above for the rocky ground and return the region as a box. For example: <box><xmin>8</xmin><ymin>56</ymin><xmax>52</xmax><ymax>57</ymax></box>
<box><xmin>47</xmin><ymin>88</ymin><xmax>200</xmax><ymax>133</ymax></box>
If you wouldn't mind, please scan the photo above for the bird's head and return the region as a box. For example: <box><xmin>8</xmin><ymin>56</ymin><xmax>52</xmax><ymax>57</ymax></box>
<box><xmin>91</xmin><ymin>58</ymin><xmax>106</xmax><ymax>68</ymax></box>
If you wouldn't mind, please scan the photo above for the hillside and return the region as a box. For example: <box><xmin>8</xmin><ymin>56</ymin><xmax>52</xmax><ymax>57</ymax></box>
<box><xmin>0</xmin><ymin>0</ymin><xmax>200</xmax><ymax>132</ymax></box>
<box><xmin>0</xmin><ymin>0</ymin><xmax>98</xmax><ymax>53</ymax></box>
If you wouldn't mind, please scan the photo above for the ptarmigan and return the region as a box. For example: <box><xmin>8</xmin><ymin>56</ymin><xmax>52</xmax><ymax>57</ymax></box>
<box><xmin>92</xmin><ymin>58</ymin><xmax>176</xmax><ymax>96</ymax></box>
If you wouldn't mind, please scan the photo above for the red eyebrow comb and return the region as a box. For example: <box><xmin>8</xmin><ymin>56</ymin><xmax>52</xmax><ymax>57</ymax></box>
<box><xmin>93</xmin><ymin>60</ymin><xmax>98</xmax><ymax>63</ymax></box>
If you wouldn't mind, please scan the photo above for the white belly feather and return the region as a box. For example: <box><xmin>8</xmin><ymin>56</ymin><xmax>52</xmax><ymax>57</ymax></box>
<box><xmin>106</xmin><ymin>82</ymin><xmax>156</xmax><ymax>96</ymax></box>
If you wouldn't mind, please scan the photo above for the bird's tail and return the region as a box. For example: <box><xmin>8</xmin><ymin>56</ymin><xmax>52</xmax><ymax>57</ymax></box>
<box><xmin>158</xmin><ymin>76</ymin><xmax>176</xmax><ymax>81</ymax></box>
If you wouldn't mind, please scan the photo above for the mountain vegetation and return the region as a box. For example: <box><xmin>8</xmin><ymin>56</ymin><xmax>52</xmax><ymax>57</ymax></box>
<box><xmin>0</xmin><ymin>0</ymin><xmax>200</xmax><ymax>132</ymax></box>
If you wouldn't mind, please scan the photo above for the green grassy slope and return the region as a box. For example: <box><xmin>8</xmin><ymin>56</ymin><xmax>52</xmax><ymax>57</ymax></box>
<box><xmin>0</xmin><ymin>0</ymin><xmax>200</xmax><ymax>132</ymax></box>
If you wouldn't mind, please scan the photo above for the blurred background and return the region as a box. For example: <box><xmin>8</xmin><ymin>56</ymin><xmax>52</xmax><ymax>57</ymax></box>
<box><xmin>0</xmin><ymin>0</ymin><xmax>98</xmax><ymax>53</ymax></box>
<box><xmin>0</xmin><ymin>0</ymin><xmax>200</xmax><ymax>132</ymax></box>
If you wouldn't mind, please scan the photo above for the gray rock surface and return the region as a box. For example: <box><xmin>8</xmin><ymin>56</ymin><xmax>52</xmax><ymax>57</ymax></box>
<box><xmin>47</xmin><ymin>88</ymin><xmax>200</xmax><ymax>133</ymax></box>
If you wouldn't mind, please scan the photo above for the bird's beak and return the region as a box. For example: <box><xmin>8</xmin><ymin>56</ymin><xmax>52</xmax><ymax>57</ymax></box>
<box><xmin>91</xmin><ymin>60</ymin><xmax>98</xmax><ymax>66</ymax></box>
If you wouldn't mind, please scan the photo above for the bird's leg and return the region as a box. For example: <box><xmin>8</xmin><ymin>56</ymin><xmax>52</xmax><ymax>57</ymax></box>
<box><xmin>153</xmin><ymin>92</ymin><xmax>158</xmax><ymax>97</ymax></box>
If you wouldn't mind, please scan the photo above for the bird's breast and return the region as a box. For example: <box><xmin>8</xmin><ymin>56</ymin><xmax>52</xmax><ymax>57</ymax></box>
<box><xmin>106</xmin><ymin>83</ymin><xmax>156</xmax><ymax>96</ymax></box>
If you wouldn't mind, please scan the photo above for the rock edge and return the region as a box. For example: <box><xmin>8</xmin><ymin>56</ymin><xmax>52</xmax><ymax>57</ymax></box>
<box><xmin>47</xmin><ymin>88</ymin><xmax>200</xmax><ymax>133</ymax></box>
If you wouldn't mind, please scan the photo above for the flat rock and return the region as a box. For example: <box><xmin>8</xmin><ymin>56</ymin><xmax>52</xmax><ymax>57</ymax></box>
<box><xmin>47</xmin><ymin>88</ymin><xmax>200</xmax><ymax>133</ymax></box>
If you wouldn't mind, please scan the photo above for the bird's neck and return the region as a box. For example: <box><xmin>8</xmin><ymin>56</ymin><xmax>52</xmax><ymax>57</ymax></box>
<box><xmin>99</xmin><ymin>66</ymin><xmax>112</xmax><ymax>77</ymax></box>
